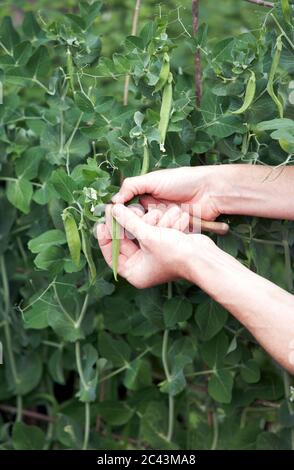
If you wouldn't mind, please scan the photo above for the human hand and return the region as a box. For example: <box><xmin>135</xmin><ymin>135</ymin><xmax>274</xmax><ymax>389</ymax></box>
<box><xmin>112</xmin><ymin>166</ymin><xmax>226</xmax><ymax>221</ymax></box>
<box><xmin>97</xmin><ymin>203</ymin><xmax>214</xmax><ymax>288</ymax></box>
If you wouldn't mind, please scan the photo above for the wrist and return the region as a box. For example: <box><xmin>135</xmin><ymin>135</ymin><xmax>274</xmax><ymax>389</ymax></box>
<box><xmin>181</xmin><ymin>235</ymin><xmax>221</xmax><ymax>286</ymax></box>
<box><xmin>209</xmin><ymin>164</ymin><xmax>273</xmax><ymax>217</ymax></box>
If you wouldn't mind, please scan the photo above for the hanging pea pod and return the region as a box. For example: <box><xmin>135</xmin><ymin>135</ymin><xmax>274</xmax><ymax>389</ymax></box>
<box><xmin>266</xmin><ymin>35</ymin><xmax>284</xmax><ymax>118</ymax></box>
<box><xmin>111</xmin><ymin>216</ymin><xmax>120</xmax><ymax>281</ymax></box>
<box><xmin>81</xmin><ymin>226</ymin><xmax>96</xmax><ymax>284</ymax></box>
<box><xmin>62</xmin><ymin>209</ymin><xmax>81</xmax><ymax>267</ymax></box>
<box><xmin>154</xmin><ymin>53</ymin><xmax>170</xmax><ymax>93</ymax></box>
<box><xmin>66</xmin><ymin>48</ymin><xmax>75</xmax><ymax>95</ymax></box>
<box><xmin>140</xmin><ymin>143</ymin><xmax>149</xmax><ymax>175</ymax></box>
<box><xmin>281</xmin><ymin>0</ymin><xmax>292</xmax><ymax>25</ymax></box>
<box><xmin>232</xmin><ymin>71</ymin><xmax>256</xmax><ymax>115</ymax></box>
<box><xmin>158</xmin><ymin>72</ymin><xmax>173</xmax><ymax>152</ymax></box>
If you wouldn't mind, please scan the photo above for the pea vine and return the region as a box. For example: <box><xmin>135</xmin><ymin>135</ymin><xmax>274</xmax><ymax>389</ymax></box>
<box><xmin>0</xmin><ymin>0</ymin><xmax>293</xmax><ymax>451</ymax></box>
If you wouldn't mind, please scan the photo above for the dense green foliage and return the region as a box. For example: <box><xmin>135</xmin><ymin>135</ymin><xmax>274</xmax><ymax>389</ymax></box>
<box><xmin>0</xmin><ymin>0</ymin><xmax>294</xmax><ymax>450</ymax></box>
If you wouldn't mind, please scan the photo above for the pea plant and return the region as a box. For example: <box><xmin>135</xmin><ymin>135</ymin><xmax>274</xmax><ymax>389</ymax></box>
<box><xmin>0</xmin><ymin>0</ymin><xmax>294</xmax><ymax>451</ymax></box>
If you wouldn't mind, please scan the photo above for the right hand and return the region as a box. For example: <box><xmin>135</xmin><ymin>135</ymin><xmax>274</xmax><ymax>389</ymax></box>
<box><xmin>112</xmin><ymin>166</ymin><xmax>224</xmax><ymax>221</ymax></box>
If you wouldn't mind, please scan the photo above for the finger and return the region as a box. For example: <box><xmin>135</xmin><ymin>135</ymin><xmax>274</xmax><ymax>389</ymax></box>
<box><xmin>172</xmin><ymin>211</ymin><xmax>190</xmax><ymax>232</ymax></box>
<box><xmin>142</xmin><ymin>209</ymin><xmax>163</xmax><ymax>226</ymax></box>
<box><xmin>112</xmin><ymin>175</ymin><xmax>152</xmax><ymax>204</ymax></box>
<box><xmin>112</xmin><ymin>204</ymin><xmax>152</xmax><ymax>241</ymax></box>
<box><xmin>97</xmin><ymin>223</ymin><xmax>112</xmax><ymax>266</ymax></box>
<box><xmin>97</xmin><ymin>223</ymin><xmax>133</xmax><ymax>273</ymax></box>
<box><xmin>120</xmin><ymin>237</ymin><xmax>139</xmax><ymax>257</ymax></box>
<box><xmin>157</xmin><ymin>205</ymin><xmax>181</xmax><ymax>228</ymax></box>
<box><xmin>128</xmin><ymin>203</ymin><xmax>145</xmax><ymax>217</ymax></box>
<box><xmin>140</xmin><ymin>195</ymin><xmax>176</xmax><ymax>214</ymax></box>
<box><xmin>105</xmin><ymin>203</ymin><xmax>113</xmax><ymax>235</ymax></box>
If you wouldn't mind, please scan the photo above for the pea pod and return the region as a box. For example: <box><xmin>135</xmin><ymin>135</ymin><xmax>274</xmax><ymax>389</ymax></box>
<box><xmin>66</xmin><ymin>48</ymin><xmax>75</xmax><ymax>95</ymax></box>
<box><xmin>281</xmin><ymin>0</ymin><xmax>292</xmax><ymax>25</ymax></box>
<box><xmin>232</xmin><ymin>71</ymin><xmax>256</xmax><ymax>115</ymax></box>
<box><xmin>62</xmin><ymin>209</ymin><xmax>81</xmax><ymax>267</ymax></box>
<box><xmin>158</xmin><ymin>72</ymin><xmax>173</xmax><ymax>152</ymax></box>
<box><xmin>154</xmin><ymin>53</ymin><xmax>170</xmax><ymax>93</ymax></box>
<box><xmin>266</xmin><ymin>35</ymin><xmax>284</xmax><ymax>118</ymax></box>
<box><xmin>140</xmin><ymin>144</ymin><xmax>149</xmax><ymax>175</ymax></box>
<box><xmin>111</xmin><ymin>216</ymin><xmax>120</xmax><ymax>281</ymax></box>
<box><xmin>81</xmin><ymin>227</ymin><xmax>96</xmax><ymax>284</ymax></box>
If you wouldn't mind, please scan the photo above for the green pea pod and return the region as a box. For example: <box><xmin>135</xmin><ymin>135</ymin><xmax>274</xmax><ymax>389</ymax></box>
<box><xmin>158</xmin><ymin>72</ymin><xmax>173</xmax><ymax>152</ymax></box>
<box><xmin>140</xmin><ymin>144</ymin><xmax>149</xmax><ymax>175</ymax></box>
<box><xmin>81</xmin><ymin>227</ymin><xmax>96</xmax><ymax>284</ymax></box>
<box><xmin>154</xmin><ymin>53</ymin><xmax>170</xmax><ymax>93</ymax></box>
<box><xmin>66</xmin><ymin>48</ymin><xmax>75</xmax><ymax>95</ymax></box>
<box><xmin>281</xmin><ymin>0</ymin><xmax>292</xmax><ymax>25</ymax></box>
<box><xmin>112</xmin><ymin>216</ymin><xmax>120</xmax><ymax>281</ymax></box>
<box><xmin>266</xmin><ymin>35</ymin><xmax>284</xmax><ymax>118</ymax></box>
<box><xmin>62</xmin><ymin>210</ymin><xmax>81</xmax><ymax>267</ymax></box>
<box><xmin>232</xmin><ymin>71</ymin><xmax>256</xmax><ymax>115</ymax></box>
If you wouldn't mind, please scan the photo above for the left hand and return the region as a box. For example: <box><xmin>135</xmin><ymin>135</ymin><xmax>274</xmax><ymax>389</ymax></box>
<box><xmin>97</xmin><ymin>203</ymin><xmax>206</xmax><ymax>288</ymax></box>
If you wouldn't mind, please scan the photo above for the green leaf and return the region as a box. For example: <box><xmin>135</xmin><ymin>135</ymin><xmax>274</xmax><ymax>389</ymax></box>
<box><xmin>140</xmin><ymin>401</ymin><xmax>178</xmax><ymax>450</ymax></box>
<box><xmin>76</xmin><ymin>344</ymin><xmax>98</xmax><ymax>402</ymax></box>
<box><xmin>26</xmin><ymin>45</ymin><xmax>50</xmax><ymax>79</ymax></box>
<box><xmin>207</xmin><ymin>115</ymin><xmax>246</xmax><ymax>139</ymax></box>
<box><xmin>34</xmin><ymin>246</ymin><xmax>64</xmax><ymax>274</ymax></box>
<box><xmin>95</xmin><ymin>400</ymin><xmax>134</xmax><ymax>426</ymax></box>
<box><xmin>195</xmin><ymin>299</ymin><xmax>228</xmax><ymax>341</ymax></box>
<box><xmin>163</xmin><ymin>298</ymin><xmax>193</xmax><ymax>329</ymax></box>
<box><xmin>98</xmin><ymin>332</ymin><xmax>131</xmax><ymax>367</ymax></box>
<box><xmin>74</xmin><ymin>91</ymin><xmax>94</xmax><ymax>113</ymax></box>
<box><xmin>256</xmin><ymin>431</ymin><xmax>288</xmax><ymax>450</ymax></box>
<box><xmin>15</xmin><ymin>147</ymin><xmax>44</xmax><ymax>180</ymax></box>
<box><xmin>160</xmin><ymin>355</ymin><xmax>192</xmax><ymax>396</ymax></box>
<box><xmin>9</xmin><ymin>353</ymin><xmax>43</xmax><ymax>396</ymax></box>
<box><xmin>0</xmin><ymin>16</ymin><xmax>20</xmax><ymax>54</ymax></box>
<box><xmin>6</xmin><ymin>178</ymin><xmax>33</xmax><ymax>214</ymax></box>
<box><xmin>13</xmin><ymin>422</ymin><xmax>45</xmax><ymax>450</ymax></box>
<box><xmin>50</xmin><ymin>169</ymin><xmax>77</xmax><ymax>203</ymax></box>
<box><xmin>240</xmin><ymin>359</ymin><xmax>260</xmax><ymax>384</ymax></box>
<box><xmin>23</xmin><ymin>302</ymin><xmax>50</xmax><ymax>330</ymax></box>
<box><xmin>28</xmin><ymin>229</ymin><xmax>66</xmax><ymax>253</ymax></box>
<box><xmin>255</xmin><ymin>118</ymin><xmax>294</xmax><ymax>132</ymax></box>
<box><xmin>123</xmin><ymin>358</ymin><xmax>151</xmax><ymax>391</ymax></box>
<box><xmin>201</xmin><ymin>331</ymin><xmax>229</xmax><ymax>368</ymax></box>
<box><xmin>208</xmin><ymin>369</ymin><xmax>233</xmax><ymax>404</ymax></box>
<box><xmin>47</xmin><ymin>308</ymin><xmax>84</xmax><ymax>342</ymax></box>
<box><xmin>48</xmin><ymin>349</ymin><xmax>65</xmax><ymax>385</ymax></box>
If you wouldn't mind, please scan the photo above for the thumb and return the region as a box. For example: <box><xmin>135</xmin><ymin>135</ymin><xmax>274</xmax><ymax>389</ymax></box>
<box><xmin>112</xmin><ymin>204</ymin><xmax>152</xmax><ymax>241</ymax></box>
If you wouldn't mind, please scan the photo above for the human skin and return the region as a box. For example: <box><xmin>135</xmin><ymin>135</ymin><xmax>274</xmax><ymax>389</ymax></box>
<box><xmin>97</xmin><ymin>165</ymin><xmax>294</xmax><ymax>374</ymax></box>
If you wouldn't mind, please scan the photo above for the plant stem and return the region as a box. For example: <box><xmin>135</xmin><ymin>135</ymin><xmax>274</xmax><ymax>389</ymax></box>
<box><xmin>75</xmin><ymin>341</ymin><xmax>89</xmax><ymax>392</ymax></box>
<box><xmin>282</xmin><ymin>232</ymin><xmax>294</xmax><ymax>450</ymax></box>
<box><xmin>75</xmin><ymin>293</ymin><xmax>89</xmax><ymax>329</ymax></box>
<box><xmin>82</xmin><ymin>402</ymin><xmax>90</xmax><ymax>450</ymax></box>
<box><xmin>16</xmin><ymin>395</ymin><xmax>22</xmax><ymax>422</ymax></box>
<box><xmin>0</xmin><ymin>256</ymin><xmax>19</xmax><ymax>387</ymax></box>
<box><xmin>210</xmin><ymin>411</ymin><xmax>219</xmax><ymax>450</ymax></box>
<box><xmin>243</xmin><ymin>0</ymin><xmax>274</xmax><ymax>7</ymax></box>
<box><xmin>192</xmin><ymin>0</ymin><xmax>202</xmax><ymax>106</ymax></box>
<box><xmin>100</xmin><ymin>348</ymin><xmax>150</xmax><ymax>383</ymax></box>
<box><xmin>161</xmin><ymin>282</ymin><xmax>174</xmax><ymax>442</ymax></box>
<box><xmin>123</xmin><ymin>0</ymin><xmax>142</xmax><ymax>105</ymax></box>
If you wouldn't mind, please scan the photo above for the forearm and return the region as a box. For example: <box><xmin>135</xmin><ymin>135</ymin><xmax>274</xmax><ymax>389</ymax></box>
<box><xmin>212</xmin><ymin>164</ymin><xmax>294</xmax><ymax>220</ymax></box>
<box><xmin>186</xmin><ymin>240</ymin><xmax>294</xmax><ymax>373</ymax></box>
